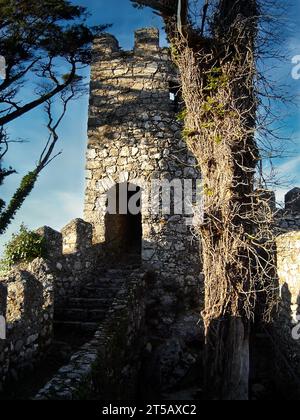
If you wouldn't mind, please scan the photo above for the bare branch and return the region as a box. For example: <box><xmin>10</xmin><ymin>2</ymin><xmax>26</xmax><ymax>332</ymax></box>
<box><xmin>0</xmin><ymin>60</ymin><xmax>77</xmax><ymax>127</ymax></box>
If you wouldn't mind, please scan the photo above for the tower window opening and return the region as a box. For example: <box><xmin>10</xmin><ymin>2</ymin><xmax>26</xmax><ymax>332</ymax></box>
<box><xmin>169</xmin><ymin>92</ymin><xmax>175</xmax><ymax>101</ymax></box>
<box><xmin>169</xmin><ymin>81</ymin><xmax>180</xmax><ymax>111</ymax></box>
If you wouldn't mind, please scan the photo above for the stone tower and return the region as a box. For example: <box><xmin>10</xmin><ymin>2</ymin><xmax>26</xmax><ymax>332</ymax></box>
<box><xmin>84</xmin><ymin>28</ymin><xmax>201</xmax><ymax>332</ymax></box>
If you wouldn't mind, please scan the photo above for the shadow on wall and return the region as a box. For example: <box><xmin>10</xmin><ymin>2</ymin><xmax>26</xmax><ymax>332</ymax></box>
<box><xmin>89</xmin><ymin>79</ymin><xmax>178</xmax><ymax>130</ymax></box>
<box><xmin>37</xmin><ymin>221</ymin><xmax>107</xmax><ymax>310</ymax></box>
<box><xmin>0</xmin><ymin>260</ymin><xmax>54</xmax><ymax>391</ymax></box>
<box><xmin>241</xmin><ymin>193</ymin><xmax>300</xmax><ymax>400</ymax></box>
<box><xmin>136</xmin><ymin>231</ymin><xmax>203</xmax><ymax>400</ymax></box>
<box><xmin>269</xmin><ymin>282</ymin><xmax>300</xmax><ymax>400</ymax></box>
<box><xmin>248</xmin><ymin>227</ymin><xmax>300</xmax><ymax>401</ymax></box>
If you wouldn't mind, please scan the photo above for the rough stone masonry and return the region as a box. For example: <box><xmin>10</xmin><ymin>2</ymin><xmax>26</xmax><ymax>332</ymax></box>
<box><xmin>84</xmin><ymin>28</ymin><xmax>202</xmax><ymax>338</ymax></box>
<box><xmin>1</xmin><ymin>27</ymin><xmax>300</xmax><ymax>399</ymax></box>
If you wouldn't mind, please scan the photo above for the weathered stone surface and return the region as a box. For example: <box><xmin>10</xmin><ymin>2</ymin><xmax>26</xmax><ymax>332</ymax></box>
<box><xmin>277</xmin><ymin>231</ymin><xmax>300</xmax><ymax>322</ymax></box>
<box><xmin>35</xmin><ymin>272</ymin><xmax>146</xmax><ymax>400</ymax></box>
<box><xmin>61</xmin><ymin>219</ymin><xmax>93</xmax><ymax>254</ymax></box>
<box><xmin>285</xmin><ymin>188</ymin><xmax>300</xmax><ymax>213</ymax></box>
<box><xmin>36</xmin><ymin>226</ymin><xmax>62</xmax><ymax>259</ymax></box>
<box><xmin>84</xmin><ymin>28</ymin><xmax>202</xmax><ymax>339</ymax></box>
<box><xmin>277</xmin><ymin>188</ymin><xmax>300</xmax><ymax>232</ymax></box>
<box><xmin>269</xmin><ymin>230</ymin><xmax>300</xmax><ymax>396</ymax></box>
<box><xmin>0</xmin><ymin>259</ymin><xmax>54</xmax><ymax>389</ymax></box>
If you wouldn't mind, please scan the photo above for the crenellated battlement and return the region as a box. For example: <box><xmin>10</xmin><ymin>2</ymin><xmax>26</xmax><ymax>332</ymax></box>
<box><xmin>134</xmin><ymin>27</ymin><xmax>160</xmax><ymax>55</ymax></box>
<box><xmin>88</xmin><ymin>28</ymin><xmax>176</xmax><ymax>134</ymax></box>
<box><xmin>92</xmin><ymin>27</ymin><xmax>161</xmax><ymax>60</ymax></box>
<box><xmin>61</xmin><ymin>218</ymin><xmax>93</xmax><ymax>254</ymax></box>
<box><xmin>285</xmin><ymin>187</ymin><xmax>300</xmax><ymax>214</ymax></box>
<box><xmin>92</xmin><ymin>33</ymin><xmax>120</xmax><ymax>58</ymax></box>
<box><xmin>277</xmin><ymin>188</ymin><xmax>300</xmax><ymax>232</ymax></box>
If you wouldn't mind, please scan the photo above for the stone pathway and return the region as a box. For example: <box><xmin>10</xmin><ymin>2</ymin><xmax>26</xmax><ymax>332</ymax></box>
<box><xmin>0</xmin><ymin>264</ymin><xmax>138</xmax><ymax>400</ymax></box>
<box><xmin>54</xmin><ymin>268</ymin><xmax>128</xmax><ymax>338</ymax></box>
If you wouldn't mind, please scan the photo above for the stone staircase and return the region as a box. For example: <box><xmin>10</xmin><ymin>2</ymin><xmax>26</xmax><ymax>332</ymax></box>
<box><xmin>0</xmin><ymin>264</ymin><xmax>139</xmax><ymax>400</ymax></box>
<box><xmin>53</xmin><ymin>267</ymin><xmax>134</xmax><ymax>343</ymax></box>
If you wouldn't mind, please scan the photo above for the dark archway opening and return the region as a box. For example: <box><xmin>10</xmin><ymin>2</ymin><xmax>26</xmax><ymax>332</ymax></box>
<box><xmin>105</xmin><ymin>183</ymin><xmax>142</xmax><ymax>258</ymax></box>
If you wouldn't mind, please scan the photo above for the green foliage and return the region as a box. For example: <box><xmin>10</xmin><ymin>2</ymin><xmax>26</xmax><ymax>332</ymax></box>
<box><xmin>204</xmin><ymin>68</ymin><xmax>229</xmax><ymax>92</ymax></box>
<box><xmin>0</xmin><ymin>170</ymin><xmax>38</xmax><ymax>235</ymax></box>
<box><xmin>1</xmin><ymin>224</ymin><xmax>46</xmax><ymax>269</ymax></box>
<box><xmin>202</xmin><ymin>97</ymin><xmax>216</xmax><ymax>113</ymax></box>
<box><xmin>215</xmin><ymin>103</ymin><xmax>226</xmax><ymax>117</ymax></box>
<box><xmin>199</xmin><ymin>121</ymin><xmax>214</xmax><ymax>130</ymax></box>
<box><xmin>182</xmin><ymin>127</ymin><xmax>195</xmax><ymax>140</ymax></box>
<box><xmin>176</xmin><ymin>108</ymin><xmax>187</xmax><ymax>122</ymax></box>
<box><xmin>204</xmin><ymin>186</ymin><xmax>214</xmax><ymax>197</ymax></box>
<box><xmin>182</xmin><ymin>128</ymin><xmax>189</xmax><ymax>139</ymax></box>
<box><xmin>170</xmin><ymin>43</ymin><xmax>179</xmax><ymax>60</ymax></box>
<box><xmin>214</xmin><ymin>134</ymin><xmax>223</xmax><ymax>144</ymax></box>
<box><xmin>201</xmin><ymin>96</ymin><xmax>226</xmax><ymax>117</ymax></box>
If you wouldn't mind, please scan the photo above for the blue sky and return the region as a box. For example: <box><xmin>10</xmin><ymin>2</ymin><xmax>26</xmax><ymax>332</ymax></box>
<box><xmin>0</xmin><ymin>0</ymin><xmax>300</xmax><ymax>253</ymax></box>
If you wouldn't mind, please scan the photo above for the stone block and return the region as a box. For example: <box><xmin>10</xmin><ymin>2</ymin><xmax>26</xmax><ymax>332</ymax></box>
<box><xmin>36</xmin><ymin>226</ymin><xmax>62</xmax><ymax>259</ymax></box>
<box><xmin>134</xmin><ymin>28</ymin><xmax>159</xmax><ymax>55</ymax></box>
<box><xmin>285</xmin><ymin>187</ymin><xmax>300</xmax><ymax>213</ymax></box>
<box><xmin>61</xmin><ymin>219</ymin><xmax>93</xmax><ymax>254</ymax></box>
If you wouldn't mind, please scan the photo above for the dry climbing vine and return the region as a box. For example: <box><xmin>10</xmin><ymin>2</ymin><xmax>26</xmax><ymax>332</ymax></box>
<box><xmin>171</xmin><ymin>19</ymin><xmax>278</xmax><ymax>331</ymax></box>
<box><xmin>131</xmin><ymin>0</ymin><xmax>286</xmax><ymax>399</ymax></box>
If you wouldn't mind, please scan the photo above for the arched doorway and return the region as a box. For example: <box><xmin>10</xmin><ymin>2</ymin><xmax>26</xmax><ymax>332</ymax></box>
<box><xmin>105</xmin><ymin>183</ymin><xmax>142</xmax><ymax>256</ymax></box>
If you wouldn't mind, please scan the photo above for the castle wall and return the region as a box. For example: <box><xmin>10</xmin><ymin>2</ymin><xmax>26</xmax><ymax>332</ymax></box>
<box><xmin>34</xmin><ymin>270</ymin><xmax>147</xmax><ymax>400</ymax></box>
<box><xmin>84</xmin><ymin>29</ymin><xmax>202</xmax><ymax>336</ymax></box>
<box><xmin>278</xmin><ymin>213</ymin><xmax>300</xmax><ymax>232</ymax></box>
<box><xmin>37</xmin><ymin>220</ymin><xmax>106</xmax><ymax>308</ymax></box>
<box><xmin>277</xmin><ymin>187</ymin><xmax>300</xmax><ymax>232</ymax></box>
<box><xmin>0</xmin><ymin>219</ymin><xmax>105</xmax><ymax>391</ymax></box>
<box><xmin>262</xmin><ymin>189</ymin><xmax>300</xmax><ymax>397</ymax></box>
<box><xmin>277</xmin><ymin>231</ymin><xmax>300</xmax><ymax>322</ymax></box>
<box><xmin>270</xmin><ymin>230</ymin><xmax>300</xmax><ymax>397</ymax></box>
<box><xmin>0</xmin><ymin>259</ymin><xmax>54</xmax><ymax>391</ymax></box>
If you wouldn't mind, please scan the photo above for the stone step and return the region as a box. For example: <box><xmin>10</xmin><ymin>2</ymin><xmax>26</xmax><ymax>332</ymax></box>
<box><xmin>85</xmin><ymin>278</ymin><xmax>124</xmax><ymax>287</ymax></box>
<box><xmin>105</xmin><ymin>269</ymin><xmax>133</xmax><ymax>275</ymax></box>
<box><xmin>54</xmin><ymin>320</ymin><xmax>99</xmax><ymax>333</ymax></box>
<box><xmin>81</xmin><ymin>287</ymin><xmax>120</xmax><ymax>298</ymax></box>
<box><xmin>103</xmin><ymin>268</ymin><xmax>138</xmax><ymax>277</ymax></box>
<box><xmin>55</xmin><ymin>308</ymin><xmax>107</xmax><ymax>322</ymax></box>
<box><xmin>68</xmin><ymin>297</ymin><xmax>110</xmax><ymax>308</ymax></box>
<box><xmin>92</xmin><ymin>279</ymin><xmax>124</xmax><ymax>287</ymax></box>
<box><xmin>53</xmin><ymin>325</ymin><xmax>95</xmax><ymax>348</ymax></box>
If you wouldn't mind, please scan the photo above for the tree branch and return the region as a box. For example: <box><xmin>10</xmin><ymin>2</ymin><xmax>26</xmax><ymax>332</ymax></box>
<box><xmin>0</xmin><ymin>60</ymin><xmax>76</xmax><ymax>127</ymax></box>
<box><xmin>0</xmin><ymin>79</ymin><xmax>77</xmax><ymax>234</ymax></box>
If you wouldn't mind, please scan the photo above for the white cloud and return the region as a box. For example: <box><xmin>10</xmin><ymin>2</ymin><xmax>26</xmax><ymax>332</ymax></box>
<box><xmin>276</xmin><ymin>155</ymin><xmax>300</xmax><ymax>175</ymax></box>
<box><xmin>270</xmin><ymin>155</ymin><xmax>300</xmax><ymax>204</ymax></box>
